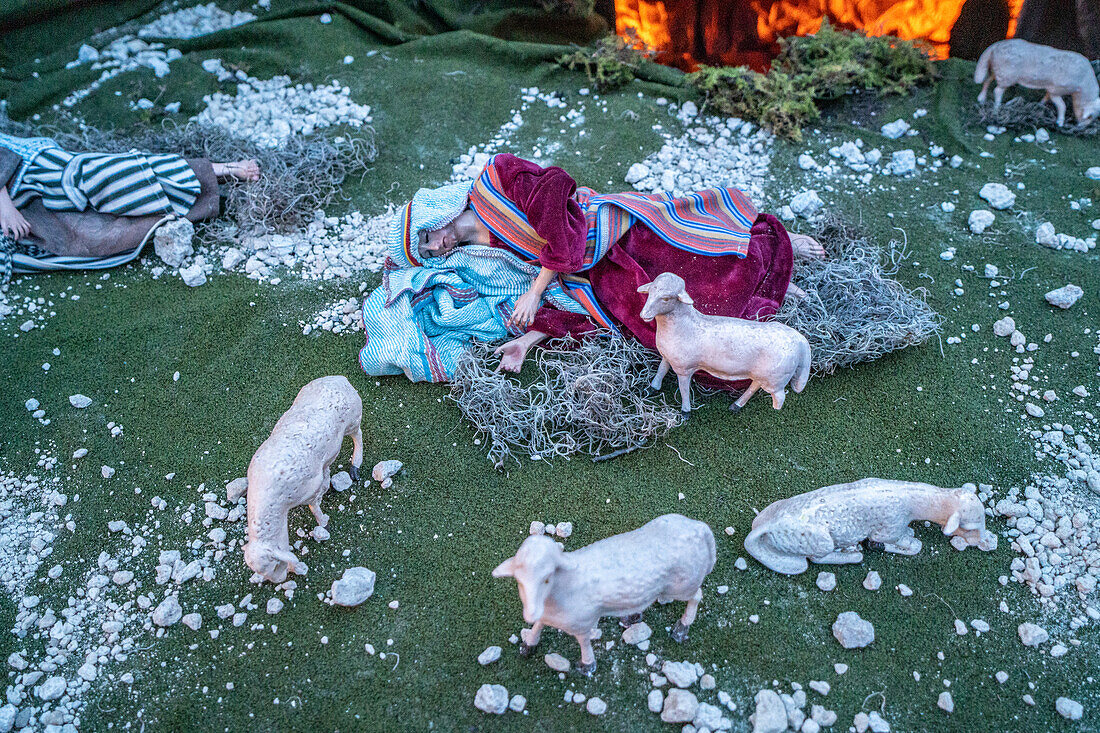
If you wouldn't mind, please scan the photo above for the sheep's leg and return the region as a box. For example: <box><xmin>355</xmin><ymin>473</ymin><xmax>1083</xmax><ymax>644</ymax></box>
<box><xmin>676</xmin><ymin>371</ymin><xmax>693</xmax><ymax>415</ymax></box>
<box><xmin>574</xmin><ymin>632</ymin><xmax>597</xmax><ymax>676</ymax></box>
<box><xmin>1051</xmin><ymin>95</ymin><xmax>1066</xmax><ymax>126</ymax></box>
<box><xmin>993</xmin><ymin>85</ymin><xmax>1006</xmax><ymax>110</ymax></box>
<box><xmin>650</xmin><ymin>358</ymin><xmax>670</xmax><ymax>392</ymax></box>
<box><xmin>309</xmin><ymin>475</ymin><xmax>329</xmax><ymax>527</ymax></box>
<box><xmin>348</xmin><ymin>426</ymin><xmax>364</xmax><ymax>482</ymax></box>
<box><xmin>619</xmin><ymin>612</ymin><xmax>643</xmax><ymax>628</ymax></box>
<box><xmin>810</xmin><ymin>549</ymin><xmax>864</xmax><ymax>565</ymax></box>
<box><xmin>770</xmin><ymin>387</ymin><xmax>786</xmax><ymax>410</ymax></box>
<box><xmin>518</xmin><ymin>622</ymin><xmax>543</xmax><ymax>657</ymax></box>
<box><xmin>671</xmin><ymin>587</ymin><xmax>702</xmax><ymax>642</ymax></box>
<box><xmin>730</xmin><ymin>381</ymin><xmax>761</xmax><ymax>412</ymax></box>
<box><xmin>1041</xmin><ymin>91</ymin><xmax>1051</xmax><ymax>103</ymax></box>
<box><xmin>883</xmin><ymin>529</ymin><xmax>923</xmax><ymax>556</ymax></box>
<box><xmin>977</xmin><ymin>77</ymin><xmax>992</xmax><ymax>104</ymax></box>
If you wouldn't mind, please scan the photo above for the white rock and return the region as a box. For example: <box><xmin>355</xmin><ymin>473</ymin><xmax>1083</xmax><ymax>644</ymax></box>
<box><xmin>68</xmin><ymin>394</ymin><xmax>92</xmax><ymax>408</ymax></box>
<box><xmin>154</xmin><ymin>218</ymin><xmax>195</xmax><ymax>267</ymax></box>
<box><xmin>661</xmin><ymin>688</ymin><xmax>699</xmax><ymax>724</ymax></box>
<box><xmin>555</xmin><ymin>521</ymin><xmax>572</xmax><ymax>538</ymax></box>
<box><xmin>832</xmin><ymin>611</ymin><xmax>874</xmax><ymax>648</ymax></box>
<box><xmin>809</xmin><ymin>680</ymin><xmax>830</xmax><ymax>696</ymax></box>
<box><xmin>751</xmin><ymin>689</ymin><xmax>787</xmax><ymax>733</ymax></box>
<box><xmin>1056</xmin><ymin>697</ymin><xmax>1083</xmax><ymax>720</ymax></box>
<box><xmin>867</xmin><ymin>711</ymin><xmax>890</xmax><ymax>732</ymax></box>
<box><xmin>622</xmin><ymin>622</ymin><xmax>652</xmax><ymax>645</ymax></box>
<box><xmin>968</xmin><ymin>209</ymin><xmax>995</xmax><ymax>233</ymax></box>
<box><xmin>331</xmin><ymin>567</ymin><xmax>376</xmax><ymax>606</ymax></box>
<box><xmin>101</xmin><ymin>465</ymin><xmax>116</xmax><ymax>479</ymax></box>
<box><xmin>267</xmin><ymin>598</ymin><xmax>284</xmax><ymax>614</ymax></box>
<box><xmin>477</xmin><ymin>646</ymin><xmax>501</xmax><ymax>665</ymax></box>
<box><xmin>587</xmin><ymin>697</ymin><xmax>607</xmax><ymax>715</ymax></box>
<box><xmin>330</xmin><ymin>471</ymin><xmax>353</xmax><ymax>492</ymax></box>
<box><xmin>222</xmin><ymin>248</ymin><xmax>246</xmax><ymax>270</ymax></box>
<box><xmin>816</xmin><ymin>572</ymin><xmax>836</xmax><ymax>591</ymax></box>
<box><xmin>179</xmin><ymin>263</ymin><xmax>207</xmax><ymax>287</ymax></box>
<box><xmin>311</xmin><ymin>525</ymin><xmax>330</xmax><ymax>541</ymax></box>
<box><xmin>1086</xmin><ymin>167</ymin><xmax>1100</xmax><ymax>180</ymax></box>
<box><xmin>544</xmin><ymin>652</ymin><xmax>570</xmax><ymax>672</ymax></box>
<box><xmin>181</xmin><ymin>613</ymin><xmax>202</xmax><ymax>630</ymax></box>
<box><xmin>1045</xmin><ymin>284</ymin><xmax>1083</xmax><ymax>309</ymax></box>
<box><xmin>226</xmin><ymin>477</ymin><xmax>248</xmax><ymax>502</ymax></box>
<box><xmin>790</xmin><ymin>190</ymin><xmax>824</xmax><ymax>218</ymax></box>
<box><xmin>662</xmin><ymin>660</ymin><xmax>698</xmax><ymax>688</ymax></box>
<box><xmin>863</xmin><ymin>571</ymin><xmax>882</xmax><ymax>590</ymax></box>
<box><xmin>474</xmin><ymin>683</ymin><xmax>509</xmax><ymax>714</ymax></box>
<box><xmin>1017</xmin><ymin>622</ymin><xmax>1048</xmax><ymax>647</ymax></box>
<box><xmin>938</xmin><ymin>691</ymin><xmax>954</xmax><ymax>713</ymax></box>
<box><xmin>508</xmin><ymin>695</ymin><xmax>526</xmax><ymax>712</ymax></box>
<box><xmin>371</xmin><ymin>460</ymin><xmax>402</xmax><ymax>482</ymax></box>
<box><xmin>993</xmin><ymin>317</ymin><xmax>1015</xmax><ymax>337</ymax></box>
<box><xmin>1035</xmin><ymin>222</ymin><xmax>1058</xmax><ymax>247</ymax></box>
<box><xmin>880</xmin><ymin>119</ymin><xmax>910</xmax><ymax>139</ymax></box>
<box><xmin>37</xmin><ymin>676</ymin><xmax>67</xmax><ymax>701</ymax></box>
<box><xmin>648</xmin><ymin>689</ymin><xmax>664</xmax><ymax>713</ymax></box>
<box><xmin>153</xmin><ymin>595</ymin><xmax>183</xmax><ymax>626</ymax></box>
<box><xmin>888</xmin><ymin>149</ymin><xmax>916</xmax><ymax>175</ymax></box>
<box><xmin>798</xmin><ymin>153</ymin><xmax>817</xmax><ymax>170</ymax></box>
<box><xmin>625</xmin><ymin>163</ymin><xmax>650</xmax><ymax>185</ymax></box>
<box><xmin>19</xmin><ymin>320</ymin><xmax>34</xmax><ymax>332</ymax></box>
<box><xmin>979</xmin><ymin>183</ymin><xmax>1015</xmax><ymax>210</ymax></box>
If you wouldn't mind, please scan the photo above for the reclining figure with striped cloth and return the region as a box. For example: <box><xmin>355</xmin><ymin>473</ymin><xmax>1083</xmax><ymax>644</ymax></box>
<box><xmin>359</xmin><ymin>153</ymin><xmax>825</xmax><ymax>389</ymax></box>
<box><xmin>0</xmin><ymin>130</ymin><xmax>259</xmax><ymax>283</ymax></box>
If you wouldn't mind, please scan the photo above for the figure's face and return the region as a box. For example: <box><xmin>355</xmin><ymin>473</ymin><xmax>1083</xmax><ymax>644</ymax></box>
<box><xmin>418</xmin><ymin>222</ymin><xmax>459</xmax><ymax>259</ymax></box>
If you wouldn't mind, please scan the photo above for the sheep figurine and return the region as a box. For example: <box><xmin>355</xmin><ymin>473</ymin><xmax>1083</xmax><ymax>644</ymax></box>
<box><xmin>638</xmin><ymin>272</ymin><xmax>811</xmax><ymax>415</ymax></box>
<box><xmin>975</xmin><ymin>39</ymin><xmax>1100</xmax><ymax>127</ymax></box>
<box><xmin>243</xmin><ymin>375</ymin><xmax>364</xmax><ymax>583</ymax></box>
<box><xmin>492</xmin><ymin>514</ymin><xmax>715</xmax><ymax>675</ymax></box>
<box><xmin>744</xmin><ymin>479</ymin><xmax>995</xmax><ymax>575</ymax></box>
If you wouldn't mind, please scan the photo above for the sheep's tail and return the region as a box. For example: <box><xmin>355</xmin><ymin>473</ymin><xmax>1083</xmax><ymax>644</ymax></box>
<box><xmin>791</xmin><ymin>340</ymin><xmax>811</xmax><ymax>393</ymax></box>
<box><xmin>974</xmin><ymin>43</ymin><xmax>995</xmax><ymax>84</ymax></box>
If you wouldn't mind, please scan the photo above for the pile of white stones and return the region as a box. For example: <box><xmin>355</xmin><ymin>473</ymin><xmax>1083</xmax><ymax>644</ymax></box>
<box><xmin>624</xmin><ymin>101</ymin><xmax>772</xmax><ymax>203</ymax></box>
<box><xmin>1034</xmin><ymin>221</ymin><xmax>1096</xmax><ymax>253</ymax></box>
<box><xmin>193</xmin><ymin>72</ymin><xmax>373</xmax><ymax>148</ymax></box>
<box><xmin>137</xmin><ymin>2</ymin><xmax>256</xmax><ymax>39</ymax></box>
<box><xmin>63</xmin><ymin>36</ymin><xmax>183</xmax><ymax>108</ymax></box>
<box><xmin>302</xmin><ymin>295</ymin><xmax>365</xmax><ymax>336</ymax></box>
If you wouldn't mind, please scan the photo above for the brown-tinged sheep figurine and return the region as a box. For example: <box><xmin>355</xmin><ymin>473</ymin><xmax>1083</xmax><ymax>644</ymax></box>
<box><xmin>975</xmin><ymin>39</ymin><xmax>1100</xmax><ymax>127</ymax></box>
<box><xmin>744</xmin><ymin>479</ymin><xmax>996</xmax><ymax>575</ymax></box>
<box><xmin>492</xmin><ymin>514</ymin><xmax>715</xmax><ymax>676</ymax></box>
<box><xmin>243</xmin><ymin>375</ymin><xmax>364</xmax><ymax>583</ymax></box>
<box><xmin>638</xmin><ymin>272</ymin><xmax>811</xmax><ymax>416</ymax></box>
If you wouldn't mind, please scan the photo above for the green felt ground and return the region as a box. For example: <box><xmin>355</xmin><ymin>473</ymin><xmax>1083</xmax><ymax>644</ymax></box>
<box><xmin>1</xmin><ymin>3</ymin><xmax>1098</xmax><ymax>731</ymax></box>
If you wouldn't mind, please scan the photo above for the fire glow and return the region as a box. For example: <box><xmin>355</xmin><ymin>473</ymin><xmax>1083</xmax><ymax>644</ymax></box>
<box><xmin>615</xmin><ymin>0</ymin><xmax>1027</xmax><ymax>69</ymax></box>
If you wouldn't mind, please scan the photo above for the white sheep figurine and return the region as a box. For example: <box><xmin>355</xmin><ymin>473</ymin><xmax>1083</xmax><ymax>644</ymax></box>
<box><xmin>744</xmin><ymin>478</ymin><xmax>996</xmax><ymax>575</ymax></box>
<box><xmin>638</xmin><ymin>272</ymin><xmax>811</xmax><ymax>415</ymax></box>
<box><xmin>492</xmin><ymin>514</ymin><xmax>715</xmax><ymax>675</ymax></box>
<box><xmin>243</xmin><ymin>375</ymin><xmax>364</xmax><ymax>583</ymax></box>
<box><xmin>975</xmin><ymin>39</ymin><xmax>1100</xmax><ymax>127</ymax></box>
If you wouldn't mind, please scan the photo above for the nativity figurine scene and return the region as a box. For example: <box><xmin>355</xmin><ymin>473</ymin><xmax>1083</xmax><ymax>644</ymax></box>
<box><xmin>1</xmin><ymin>0</ymin><xmax>1097</xmax><ymax>730</ymax></box>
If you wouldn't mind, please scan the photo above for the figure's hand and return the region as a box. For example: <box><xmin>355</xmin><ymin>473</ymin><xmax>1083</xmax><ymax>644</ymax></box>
<box><xmin>494</xmin><ymin>337</ymin><xmax>531</xmax><ymax>374</ymax></box>
<box><xmin>0</xmin><ymin>199</ymin><xmax>30</xmax><ymax>241</ymax></box>
<box><xmin>508</xmin><ymin>289</ymin><xmax>541</xmax><ymax>330</ymax></box>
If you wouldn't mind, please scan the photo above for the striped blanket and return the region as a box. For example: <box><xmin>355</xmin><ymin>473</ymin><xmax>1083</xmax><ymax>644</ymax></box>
<box><xmin>358</xmin><ymin>245</ymin><xmax>589</xmax><ymax>382</ymax></box>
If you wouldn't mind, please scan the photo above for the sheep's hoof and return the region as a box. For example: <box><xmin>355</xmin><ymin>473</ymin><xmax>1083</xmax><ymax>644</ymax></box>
<box><xmin>348</xmin><ymin>464</ymin><xmax>360</xmax><ymax>483</ymax></box>
<box><xmin>729</xmin><ymin>402</ymin><xmax>742</xmax><ymax>413</ymax></box>
<box><xmin>518</xmin><ymin>642</ymin><xmax>534</xmax><ymax>658</ymax></box>
<box><xmin>619</xmin><ymin>613</ymin><xmax>643</xmax><ymax>628</ymax></box>
<box><xmin>576</xmin><ymin>660</ymin><xmax>596</xmax><ymax>677</ymax></box>
<box><xmin>670</xmin><ymin>621</ymin><xmax>689</xmax><ymax>643</ymax></box>
<box><xmin>679</xmin><ymin>410</ymin><xmax>691</xmax><ymax>423</ymax></box>
<box><xmin>863</xmin><ymin>539</ymin><xmax>886</xmax><ymax>552</ymax></box>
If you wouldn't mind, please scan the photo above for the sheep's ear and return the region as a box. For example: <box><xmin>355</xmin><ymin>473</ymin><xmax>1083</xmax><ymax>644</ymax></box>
<box><xmin>942</xmin><ymin>512</ymin><xmax>960</xmax><ymax>536</ymax></box>
<box><xmin>678</xmin><ymin>291</ymin><xmax>694</xmax><ymax>305</ymax></box>
<box><xmin>637</xmin><ymin>282</ymin><xmax>652</xmax><ymax>294</ymax></box>
<box><xmin>492</xmin><ymin>557</ymin><xmax>516</xmax><ymax>578</ymax></box>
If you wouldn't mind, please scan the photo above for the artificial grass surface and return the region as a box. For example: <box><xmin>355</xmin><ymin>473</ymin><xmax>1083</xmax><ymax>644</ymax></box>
<box><xmin>1</xmin><ymin>3</ymin><xmax>1098</xmax><ymax>731</ymax></box>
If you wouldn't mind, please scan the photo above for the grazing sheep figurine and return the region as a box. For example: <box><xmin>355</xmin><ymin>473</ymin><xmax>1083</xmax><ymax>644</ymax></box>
<box><xmin>975</xmin><ymin>39</ymin><xmax>1100</xmax><ymax>127</ymax></box>
<box><xmin>243</xmin><ymin>376</ymin><xmax>364</xmax><ymax>583</ymax></box>
<box><xmin>744</xmin><ymin>479</ymin><xmax>995</xmax><ymax>575</ymax></box>
<box><xmin>638</xmin><ymin>272</ymin><xmax>811</xmax><ymax>415</ymax></box>
<box><xmin>492</xmin><ymin>514</ymin><xmax>715</xmax><ymax>675</ymax></box>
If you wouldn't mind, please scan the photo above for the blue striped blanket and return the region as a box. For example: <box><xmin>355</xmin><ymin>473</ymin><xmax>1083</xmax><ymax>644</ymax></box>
<box><xmin>358</xmin><ymin>245</ymin><xmax>588</xmax><ymax>382</ymax></box>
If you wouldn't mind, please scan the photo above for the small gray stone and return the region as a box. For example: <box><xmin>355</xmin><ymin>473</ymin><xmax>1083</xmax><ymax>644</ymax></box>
<box><xmin>267</xmin><ymin>598</ymin><xmax>284</xmax><ymax>614</ymax></box>
<box><xmin>226</xmin><ymin>477</ymin><xmax>248</xmax><ymax>502</ymax></box>
<box><xmin>477</xmin><ymin>646</ymin><xmax>501</xmax><ymax>665</ymax></box>
<box><xmin>808</xmin><ymin>680</ymin><xmax>830</xmax><ymax>696</ymax></box>
<box><xmin>867</xmin><ymin>711</ymin><xmax>890</xmax><ymax>732</ymax></box>
<box><xmin>152</xmin><ymin>595</ymin><xmax>182</xmax><ymax>627</ymax></box>
<box><xmin>37</xmin><ymin>676</ymin><xmax>67</xmax><ymax>701</ymax></box>
<box><xmin>832</xmin><ymin>611</ymin><xmax>875</xmax><ymax>648</ymax></box>
<box><xmin>179</xmin><ymin>263</ymin><xmax>207</xmax><ymax>287</ymax></box>
<box><xmin>816</xmin><ymin>572</ymin><xmax>836</xmax><ymax>591</ymax></box>
<box><xmin>331</xmin><ymin>567</ymin><xmax>376</xmax><ymax>606</ymax></box>
<box><xmin>1018</xmin><ymin>622</ymin><xmax>1048</xmax><ymax>646</ymax></box>
<box><xmin>938</xmin><ymin>691</ymin><xmax>954</xmax><ymax>713</ymax></box>
<box><xmin>1045</xmin><ymin>284</ymin><xmax>1083</xmax><ymax>309</ymax></box>
<box><xmin>979</xmin><ymin>183</ymin><xmax>1015</xmax><ymax>210</ymax></box>
<box><xmin>993</xmin><ymin>317</ymin><xmax>1015</xmax><ymax>337</ymax></box>
<box><xmin>968</xmin><ymin>209</ymin><xmax>995</xmax><ymax>234</ymax></box>
<box><xmin>371</xmin><ymin>460</ymin><xmax>403</xmax><ymax>482</ymax></box>
<box><xmin>648</xmin><ymin>689</ymin><xmax>664</xmax><ymax>713</ymax></box>
<box><xmin>474</xmin><ymin>683</ymin><xmax>509</xmax><ymax>714</ymax></box>
<box><xmin>101</xmin><ymin>465</ymin><xmax>116</xmax><ymax>479</ymax></box>
<box><xmin>880</xmin><ymin>119</ymin><xmax>910</xmax><ymax>139</ymax></box>
<box><xmin>586</xmin><ymin>697</ymin><xmax>607</xmax><ymax>715</ymax></box>
<box><xmin>662</xmin><ymin>660</ymin><xmax>698</xmax><ymax>688</ymax></box>
<box><xmin>68</xmin><ymin>394</ymin><xmax>92</xmax><ymax>408</ymax></box>
<box><xmin>544</xmin><ymin>652</ymin><xmax>570</xmax><ymax>672</ymax></box>
<box><xmin>154</xmin><ymin>218</ymin><xmax>195</xmax><ymax>267</ymax></box>
<box><xmin>330</xmin><ymin>471</ymin><xmax>353</xmax><ymax>492</ymax></box>
<box><xmin>863</xmin><ymin>571</ymin><xmax>882</xmax><ymax>591</ymax></box>
<box><xmin>751</xmin><ymin>689</ymin><xmax>787</xmax><ymax>733</ymax></box>
<box><xmin>508</xmin><ymin>694</ymin><xmax>526</xmax><ymax>712</ymax></box>
<box><xmin>181</xmin><ymin>613</ymin><xmax>202</xmax><ymax>630</ymax></box>
<box><xmin>1055</xmin><ymin>697</ymin><xmax>1083</xmax><ymax>720</ymax></box>
<box><xmin>622</xmin><ymin>622</ymin><xmax>652</xmax><ymax>645</ymax></box>
<box><xmin>790</xmin><ymin>190</ymin><xmax>825</xmax><ymax>218</ymax></box>
<box><xmin>661</xmin><ymin>688</ymin><xmax>699</xmax><ymax>724</ymax></box>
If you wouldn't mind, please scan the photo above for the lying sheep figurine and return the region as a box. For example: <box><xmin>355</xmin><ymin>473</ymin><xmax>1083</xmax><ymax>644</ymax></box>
<box><xmin>638</xmin><ymin>272</ymin><xmax>811</xmax><ymax>415</ymax></box>
<box><xmin>744</xmin><ymin>479</ymin><xmax>995</xmax><ymax>575</ymax></box>
<box><xmin>243</xmin><ymin>375</ymin><xmax>364</xmax><ymax>583</ymax></box>
<box><xmin>492</xmin><ymin>514</ymin><xmax>715</xmax><ymax>675</ymax></box>
<box><xmin>975</xmin><ymin>39</ymin><xmax>1100</xmax><ymax>127</ymax></box>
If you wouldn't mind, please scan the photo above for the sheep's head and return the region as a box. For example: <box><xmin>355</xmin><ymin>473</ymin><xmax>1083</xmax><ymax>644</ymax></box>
<box><xmin>243</xmin><ymin>541</ymin><xmax>304</xmax><ymax>584</ymax></box>
<box><xmin>941</xmin><ymin>484</ymin><xmax>986</xmax><ymax>539</ymax></box>
<box><xmin>492</xmin><ymin>535</ymin><xmax>571</xmax><ymax>624</ymax></box>
<box><xmin>638</xmin><ymin>272</ymin><xmax>693</xmax><ymax>321</ymax></box>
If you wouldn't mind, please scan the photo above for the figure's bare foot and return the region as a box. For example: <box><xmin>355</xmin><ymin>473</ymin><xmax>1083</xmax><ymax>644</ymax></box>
<box><xmin>790</xmin><ymin>233</ymin><xmax>825</xmax><ymax>260</ymax></box>
<box><xmin>213</xmin><ymin>159</ymin><xmax>260</xmax><ymax>182</ymax></box>
<box><xmin>494</xmin><ymin>331</ymin><xmax>548</xmax><ymax>374</ymax></box>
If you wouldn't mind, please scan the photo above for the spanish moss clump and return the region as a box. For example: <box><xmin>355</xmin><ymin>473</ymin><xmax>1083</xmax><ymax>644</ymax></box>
<box><xmin>775</xmin><ymin>215</ymin><xmax>941</xmax><ymax>375</ymax></box>
<box><xmin>557</xmin><ymin>30</ymin><xmax>654</xmax><ymax>92</ymax></box>
<box><xmin>450</xmin><ymin>335</ymin><xmax>682</xmax><ymax>467</ymax></box>
<box><xmin>975</xmin><ymin>97</ymin><xmax>1099</xmax><ymax>137</ymax></box>
<box><xmin>0</xmin><ymin>114</ymin><xmax>376</xmax><ymax>244</ymax></box>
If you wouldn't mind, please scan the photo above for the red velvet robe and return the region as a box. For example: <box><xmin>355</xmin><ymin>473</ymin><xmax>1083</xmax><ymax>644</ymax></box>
<box><xmin>477</xmin><ymin>154</ymin><xmax>794</xmax><ymax>387</ymax></box>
